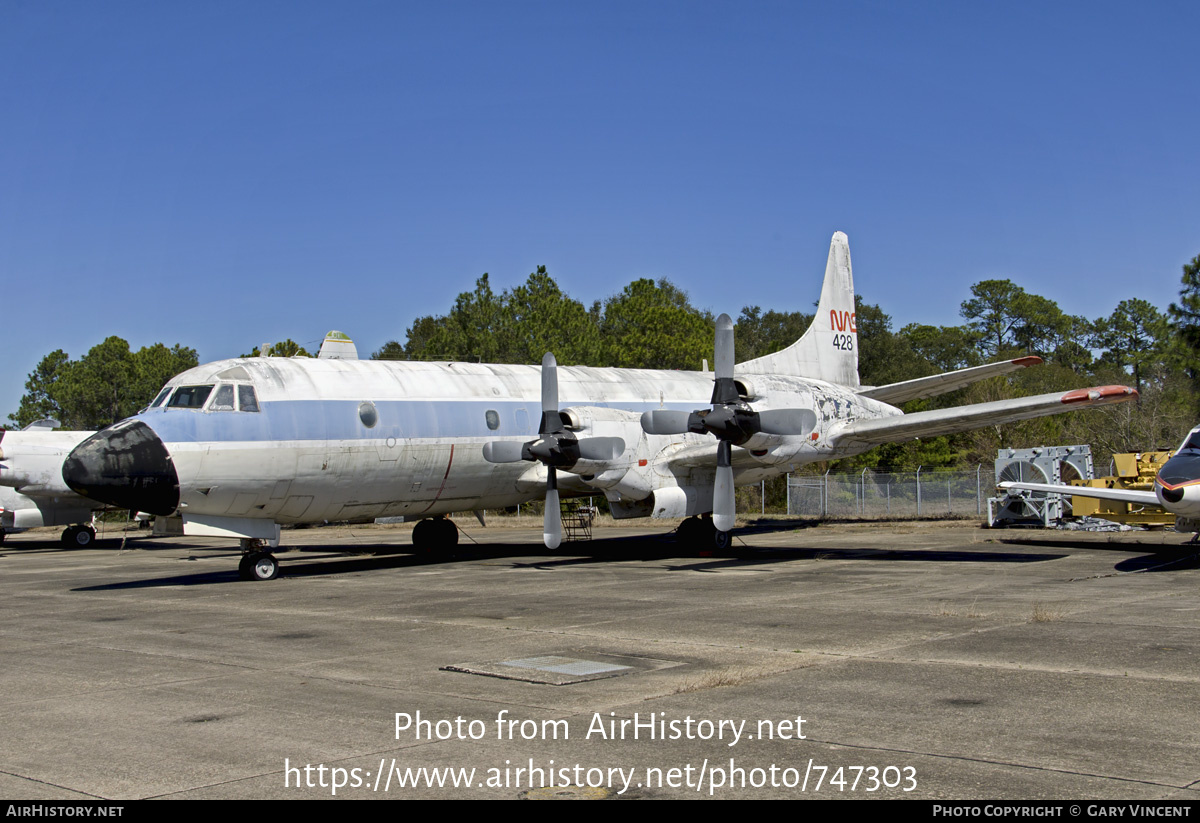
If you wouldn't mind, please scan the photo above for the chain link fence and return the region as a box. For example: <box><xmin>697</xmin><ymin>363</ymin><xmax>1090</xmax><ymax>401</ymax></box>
<box><xmin>786</xmin><ymin>467</ymin><xmax>987</xmax><ymax>519</ymax></box>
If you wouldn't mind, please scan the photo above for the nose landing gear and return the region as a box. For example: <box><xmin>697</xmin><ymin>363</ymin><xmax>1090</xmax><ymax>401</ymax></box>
<box><xmin>238</xmin><ymin>538</ymin><xmax>280</xmax><ymax>581</ymax></box>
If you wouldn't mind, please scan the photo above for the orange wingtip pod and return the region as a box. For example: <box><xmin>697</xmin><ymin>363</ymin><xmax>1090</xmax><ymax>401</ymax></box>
<box><xmin>1012</xmin><ymin>356</ymin><xmax>1043</xmax><ymax>367</ymax></box>
<box><xmin>1060</xmin><ymin>385</ymin><xmax>1138</xmax><ymax>404</ymax></box>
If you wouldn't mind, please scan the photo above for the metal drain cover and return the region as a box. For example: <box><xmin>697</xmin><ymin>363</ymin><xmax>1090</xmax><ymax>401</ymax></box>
<box><xmin>501</xmin><ymin>656</ymin><xmax>630</xmax><ymax>676</ymax></box>
<box><xmin>443</xmin><ymin>652</ymin><xmax>682</xmax><ymax>685</ymax></box>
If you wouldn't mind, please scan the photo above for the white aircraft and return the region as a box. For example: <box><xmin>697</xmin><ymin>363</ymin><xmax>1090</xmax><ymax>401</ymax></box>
<box><xmin>60</xmin><ymin>232</ymin><xmax>1138</xmax><ymax>579</ymax></box>
<box><xmin>0</xmin><ymin>421</ymin><xmax>103</xmax><ymax>546</ymax></box>
<box><xmin>999</xmin><ymin>425</ymin><xmax>1200</xmax><ymax>535</ymax></box>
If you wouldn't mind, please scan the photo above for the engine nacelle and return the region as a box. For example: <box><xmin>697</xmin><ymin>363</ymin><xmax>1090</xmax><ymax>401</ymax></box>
<box><xmin>650</xmin><ymin>486</ymin><xmax>709</xmax><ymax>519</ymax></box>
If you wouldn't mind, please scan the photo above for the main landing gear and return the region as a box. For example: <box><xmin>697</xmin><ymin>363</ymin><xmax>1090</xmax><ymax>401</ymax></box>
<box><xmin>674</xmin><ymin>516</ymin><xmax>732</xmax><ymax>552</ymax></box>
<box><xmin>411</xmin><ymin>516</ymin><xmax>458</xmax><ymax>552</ymax></box>
<box><xmin>61</xmin><ymin>525</ymin><xmax>97</xmax><ymax>548</ymax></box>
<box><xmin>238</xmin><ymin>539</ymin><xmax>279</xmax><ymax>581</ymax></box>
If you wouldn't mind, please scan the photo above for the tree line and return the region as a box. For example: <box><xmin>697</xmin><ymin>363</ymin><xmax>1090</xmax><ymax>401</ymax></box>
<box><xmin>374</xmin><ymin>259</ymin><xmax>1200</xmax><ymax>470</ymax></box>
<box><xmin>8</xmin><ymin>338</ymin><xmax>198</xmax><ymax>431</ymax></box>
<box><xmin>9</xmin><ymin>254</ymin><xmax>1200</xmax><ymax>475</ymax></box>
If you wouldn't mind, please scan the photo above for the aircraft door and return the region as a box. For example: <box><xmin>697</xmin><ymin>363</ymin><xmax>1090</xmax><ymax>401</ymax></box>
<box><xmin>398</xmin><ymin>441</ymin><xmax>456</xmax><ymax>503</ymax></box>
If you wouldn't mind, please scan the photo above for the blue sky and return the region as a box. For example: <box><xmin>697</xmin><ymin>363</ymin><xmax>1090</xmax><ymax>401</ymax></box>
<box><xmin>3</xmin><ymin>1</ymin><xmax>1197</xmax><ymax>417</ymax></box>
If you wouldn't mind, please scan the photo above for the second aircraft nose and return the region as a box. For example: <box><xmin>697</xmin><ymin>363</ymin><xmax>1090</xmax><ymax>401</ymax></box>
<box><xmin>62</xmin><ymin>419</ymin><xmax>180</xmax><ymax>515</ymax></box>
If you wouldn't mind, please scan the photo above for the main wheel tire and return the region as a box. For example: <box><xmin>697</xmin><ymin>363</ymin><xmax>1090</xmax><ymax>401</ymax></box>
<box><xmin>413</xmin><ymin>518</ymin><xmax>458</xmax><ymax>551</ymax></box>
<box><xmin>675</xmin><ymin>517</ymin><xmax>702</xmax><ymax>545</ymax></box>
<box><xmin>412</xmin><ymin>518</ymin><xmax>433</xmax><ymax>552</ymax></box>
<box><xmin>437</xmin><ymin>517</ymin><xmax>459</xmax><ymax>547</ymax></box>
<box><xmin>713</xmin><ymin>529</ymin><xmax>732</xmax><ymax>551</ymax></box>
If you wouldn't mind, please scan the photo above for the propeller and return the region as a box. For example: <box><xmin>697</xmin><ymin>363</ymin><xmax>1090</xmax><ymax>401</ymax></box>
<box><xmin>640</xmin><ymin>314</ymin><xmax>817</xmax><ymax>535</ymax></box>
<box><xmin>482</xmin><ymin>353</ymin><xmax>625</xmax><ymax>549</ymax></box>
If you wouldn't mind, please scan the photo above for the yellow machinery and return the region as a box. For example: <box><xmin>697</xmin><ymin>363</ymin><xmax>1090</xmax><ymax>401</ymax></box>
<box><xmin>1071</xmin><ymin>451</ymin><xmax>1173</xmax><ymax>525</ymax></box>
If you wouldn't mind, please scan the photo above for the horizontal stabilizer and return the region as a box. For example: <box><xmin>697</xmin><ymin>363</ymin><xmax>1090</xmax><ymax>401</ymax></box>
<box><xmin>830</xmin><ymin>385</ymin><xmax>1137</xmax><ymax>450</ymax></box>
<box><xmin>859</xmin><ymin>357</ymin><xmax>1043</xmax><ymax>406</ymax></box>
<box><xmin>998</xmin><ymin>481</ymin><xmax>1159</xmax><ymax>506</ymax></box>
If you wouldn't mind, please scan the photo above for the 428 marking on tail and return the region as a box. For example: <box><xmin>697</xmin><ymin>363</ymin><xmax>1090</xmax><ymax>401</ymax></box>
<box><xmin>832</xmin><ymin>333</ymin><xmax>854</xmax><ymax>351</ymax></box>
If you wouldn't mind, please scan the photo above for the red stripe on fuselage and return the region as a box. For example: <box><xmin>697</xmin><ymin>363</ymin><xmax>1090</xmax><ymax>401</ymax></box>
<box><xmin>418</xmin><ymin>444</ymin><xmax>456</xmax><ymax>514</ymax></box>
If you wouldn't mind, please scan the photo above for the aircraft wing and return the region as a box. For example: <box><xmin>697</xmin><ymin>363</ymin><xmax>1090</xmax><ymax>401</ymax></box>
<box><xmin>644</xmin><ymin>441</ymin><xmax>772</xmax><ymax>472</ymax></box>
<box><xmin>997</xmin><ymin>481</ymin><xmax>1159</xmax><ymax>505</ymax></box>
<box><xmin>857</xmin><ymin>357</ymin><xmax>1042</xmax><ymax>405</ymax></box>
<box><xmin>829</xmin><ymin>384</ymin><xmax>1137</xmax><ymax>450</ymax></box>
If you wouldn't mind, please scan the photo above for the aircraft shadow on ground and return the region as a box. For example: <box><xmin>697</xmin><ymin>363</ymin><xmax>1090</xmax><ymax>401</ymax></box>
<box><xmin>994</xmin><ymin>535</ymin><xmax>1200</xmax><ymax>573</ymax></box>
<box><xmin>1112</xmin><ymin>549</ymin><xmax>1200</xmax><ymax>573</ymax></box>
<box><xmin>72</xmin><ymin>529</ymin><xmax>1066</xmax><ymax>590</ymax></box>
<box><xmin>2</xmin><ymin>536</ymin><xmax>235</xmax><ymax>554</ymax></box>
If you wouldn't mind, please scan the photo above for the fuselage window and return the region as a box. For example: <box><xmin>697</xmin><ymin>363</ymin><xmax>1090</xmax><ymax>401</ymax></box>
<box><xmin>168</xmin><ymin>385</ymin><xmax>214</xmax><ymax>409</ymax></box>
<box><xmin>485</xmin><ymin>410</ymin><xmax>500</xmax><ymax>430</ymax></box>
<box><xmin>238</xmin><ymin>385</ymin><xmax>260</xmax><ymax>412</ymax></box>
<box><xmin>210</xmin><ymin>384</ymin><xmax>235</xmax><ymax>411</ymax></box>
<box><xmin>359</xmin><ymin>401</ymin><xmax>378</xmax><ymax>428</ymax></box>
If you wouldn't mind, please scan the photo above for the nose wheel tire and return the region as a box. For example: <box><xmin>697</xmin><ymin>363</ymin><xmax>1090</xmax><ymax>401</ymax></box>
<box><xmin>239</xmin><ymin>552</ymin><xmax>279</xmax><ymax>581</ymax></box>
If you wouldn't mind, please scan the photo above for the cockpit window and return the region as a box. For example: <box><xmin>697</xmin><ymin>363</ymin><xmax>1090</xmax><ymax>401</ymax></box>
<box><xmin>1181</xmin><ymin>430</ymin><xmax>1200</xmax><ymax>452</ymax></box>
<box><xmin>238</xmin><ymin>385</ymin><xmax>260</xmax><ymax>412</ymax></box>
<box><xmin>149</xmin><ymin>387</ymin><xmax>172</xmax><ymax>409</ymax></box>
<box><xmin>168</xmin><ymin>385</ymin><xmax>214</xmax><ymax>409</ymax></box>
<box><xmin>209</xmin><ymin>384</ymin><xmax>235</xmax><ymax>411</ymax></box>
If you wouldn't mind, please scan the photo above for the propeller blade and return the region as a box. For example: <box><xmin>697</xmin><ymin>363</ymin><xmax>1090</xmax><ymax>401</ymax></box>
<box><xmin>482</xmin><ymin>441</ymin><xmax>527</xmax><ymax>463</ymax></box>
<box><xmin>541</xmin><ymin>352</ymin><xmax>558</xmax><ymax>415</ymax></box>
<box><xmin>576</xmin><ymin>436</ymin><xmax>626</xmax><ymax>461</ymax></box>
<box><xmin>713</xmin><ymin>440</ymin><xmax>735</xmax><ymax>533</ymax></box>
<box><xmin>710</xmin><ymin>314</ymin><xmax>740</xmax><ymax>406</ymax></box>
<box><xmin>714</xmin><ymin>314</ymin><xmax>735</xmax><ymax>380</ymax></box>
<box><xmin>544</xmin><ymin>467</ymin><xmax>562</xmax><ymax>549</ymax></box>
<box><xmin>641</xmin><ymin>410</ymin><xmax>693</xmax><ymax>435</ymax></box>
<box><xmin>757</xmin><ymin>408</ymin><xmax>818</xmax><ymax>436</ymax></box>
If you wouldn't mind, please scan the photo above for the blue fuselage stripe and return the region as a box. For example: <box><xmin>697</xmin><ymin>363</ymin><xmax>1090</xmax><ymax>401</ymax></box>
<box><xmin>135</xmin><ymin>398</ymin><xmax>684</xmax><ymax>443</ymax></box>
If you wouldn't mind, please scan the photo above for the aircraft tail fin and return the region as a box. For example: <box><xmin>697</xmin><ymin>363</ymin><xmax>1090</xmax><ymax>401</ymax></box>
<box><xmin>318</xmin><ymin>330</ymin><xmax>358</xmax><ymax>360</ymax></box>
<box><xmin>737</xmin><ymin>231</ymin><xmax>859</xmax><ymax>387</ymax></box>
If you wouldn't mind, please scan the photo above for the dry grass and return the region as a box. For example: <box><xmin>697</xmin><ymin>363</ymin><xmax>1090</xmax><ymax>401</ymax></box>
<box><xmin>671</xmin><ymin>666</ymin><xmax>771</xmax><ymax>695</ymax></box>
<box><xmin>1030</xmin><ymin>602</ymin><xmax>1065</xmax><ymax>622</ymax></box>
<box><xmin>933</xmin><ymin>598</ymin><xmax>987</xmax><ymax>618</ymax></box>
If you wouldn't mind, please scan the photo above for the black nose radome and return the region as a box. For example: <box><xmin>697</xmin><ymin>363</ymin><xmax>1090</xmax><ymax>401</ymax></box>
<box><xmin>62</xmin><ymin>419</ymin><xmax>180</xmax><ymax>515</ymax></box>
